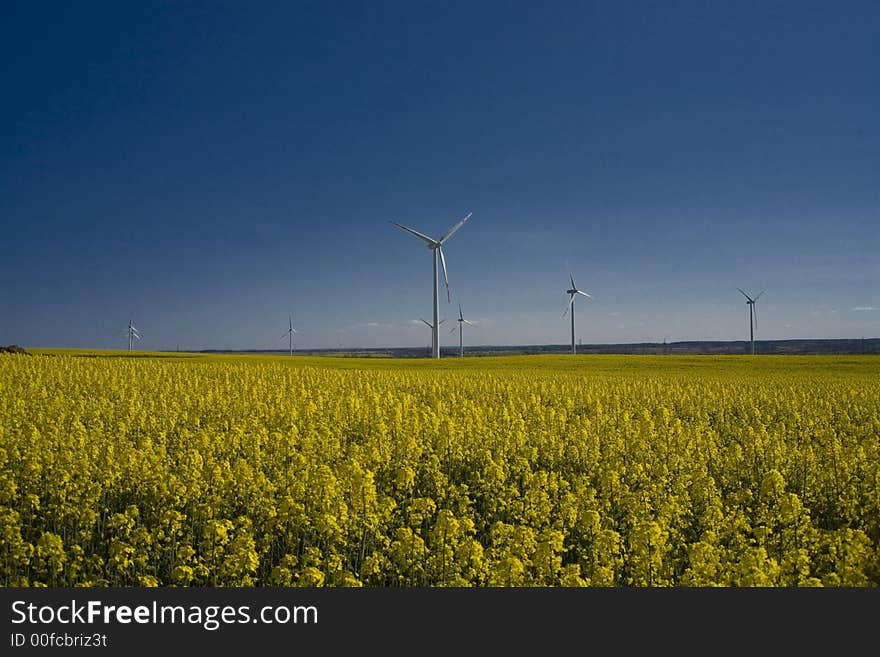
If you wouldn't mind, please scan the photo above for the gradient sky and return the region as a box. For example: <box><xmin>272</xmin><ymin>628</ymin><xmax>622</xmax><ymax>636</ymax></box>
<box><xmin>2</xmin><ymin>1</ymin><xmax>878</xmax><ymax>350</ymax></box>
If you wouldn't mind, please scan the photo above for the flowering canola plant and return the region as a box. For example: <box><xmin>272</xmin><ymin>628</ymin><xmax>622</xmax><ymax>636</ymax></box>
<box><xmin>1</xmin><ymin>352</ymin><xmax>878</xmax><ymax>586</ymax></box>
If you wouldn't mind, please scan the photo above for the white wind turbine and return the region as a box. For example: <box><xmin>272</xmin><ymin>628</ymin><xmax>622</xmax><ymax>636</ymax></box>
<box><xmin>563</xmin><ymin>267</ymin><xmax>592</xmax><ymax>354</ymax></box>
<box><xmin>419</xmin><ymin>317</ymin><xmax>445</xmax><ymax>357</ymax></box>
<box><xmin>126</xmin><ymin>319</ymin><xmax>141</xmax><ymax>351</ymax></box>
<box><xmin>449</xmin><ymin>303</ymin><xmax>476</xmax><ymax>357</ymax></box>
<box><xmin>391</xmin><ymin>212</ymin><xmax>472</xmax><ymax>359</ymax></box>
<box><xmin>281</xmin><ymin>314</ymin><xmax>299</xmax><ymax>356</ymax></box>
<box><xmin>737</xmin><ymin>288</ymin><xmax>765</xmax><ymax>355</ymax></box>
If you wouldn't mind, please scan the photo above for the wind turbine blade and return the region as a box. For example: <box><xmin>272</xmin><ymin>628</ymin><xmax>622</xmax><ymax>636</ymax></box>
<box><xmin>438</xmin><ymin>212</ymin><xmax>472</xmax><ymax>244</ymax></box>
<box><xmin>438</xmin><ymin>246</ymin><xmax>450</xmax><ymax>302</ymax></box>
<box><xmin>563</xmin><ymin>294</ymin><xmax>575</xmax><ymax>317</ymax></box>
<box><xmin>753</xmin><ymin>304</ymin><xmax>758</xmax><ymax>332</ymax></box>
<box><xmin>463</xmin><ymin>319</ymin><xmax>476</xmax><ymax>326</ymax></box>
<box><xmin>458</xmin><ymin>303</ymin><xmax>463</xmax><ymax>321</ymax></box>
<box><xmin>755</xmin><ymin>289</ymin><xmax>766</xmax><ymax>301</ymax></box>
<box><xmin>281</xmin><ymin>333</ymin><xmax>289</xmax><ymax>340</ymax></box>
<box><xmin>438</xmin><ymin>319</ymin><xmax>446</xmax><ymax>325</ymax></box>
<box><xmin>390</xmin><ymin>222</ymin><xmax>437</xmax><ymax>246</ymax></box>
<box><xmin>450</xmin><ymin>326</ymin><xmax>457</xmax><ymax>334</ymax></box>
<box><xmin>419</xmin><ymin>317</ymin><xmax>431</xmax><ymax>327</ymax></box>
<box><xmin>577</xmin><ymin>290</ymin><xmax>592</xmax><ymax>298</ymax></box>
<box><xmin>737</xmin><ymin>288</ymin><xmax>753</xmax><ymax>302</ymax></box>
<box><xmin>564</xmin><ymin>259</ymin><xmax>578</xmax><ymax>288</ymax></box>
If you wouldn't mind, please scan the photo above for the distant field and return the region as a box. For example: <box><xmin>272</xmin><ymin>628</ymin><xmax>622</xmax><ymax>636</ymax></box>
<box><xmin>29</xmin><ymin>347</ymin><xmax>880</xmax><ymax>374</ymax></box>
<box><xmin>2</xmin><ymin>350</ymin><xmax>878</xmax><ymax>586</ymax></box>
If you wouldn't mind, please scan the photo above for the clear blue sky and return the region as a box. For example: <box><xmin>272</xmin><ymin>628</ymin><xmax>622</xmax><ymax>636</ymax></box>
<box><xmin>2</xmin><ymin>1</ymin><xmax>878</xmax><ymax>350</ymax></box>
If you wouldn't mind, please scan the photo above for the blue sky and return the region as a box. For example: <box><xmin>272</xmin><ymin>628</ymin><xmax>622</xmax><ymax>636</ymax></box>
<box><xmin>2</xmin><ymin>1</ymin><xmax>878</xmax><ymax>350</ymax></box>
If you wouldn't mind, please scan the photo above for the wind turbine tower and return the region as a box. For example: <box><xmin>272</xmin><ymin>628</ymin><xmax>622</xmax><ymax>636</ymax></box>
<box><xmin>126</xmin><ymin>319</ymin><xmax>141</xmax><ymax>351</ymax></box>
<box><xmin>737</xmin><ymin>288</ymin><xmax>764</xmax><ymax>355</ymax></box>
<box><xmin>450</xmin><ymin>303</ymin><xmax>476</xmax><ymax>357</ymax></box>
<box><xmin>281</xmin><ymin>314</ymin><xmax>299</xmax><ymax>356</ymax></box>
<box><xmin>419</xmin><ymin>317</ymin><xmax>445</xmax><ymax>357</ymax></box>
<box><xmin>563</xmin><ymin>269</ymin><xmax>592</xmax><ymax>354</ymax></box>
<box><xmin>391</xmin><ymin>212</ymin><xmax>472</xmax><ymax>358</ymax></box>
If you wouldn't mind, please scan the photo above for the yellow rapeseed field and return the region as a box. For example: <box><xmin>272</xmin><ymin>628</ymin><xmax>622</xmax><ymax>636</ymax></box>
<box><xmin>1</xmin><ymin>351</ymin><xmax>878</xmax><ymax>586</ymax></box>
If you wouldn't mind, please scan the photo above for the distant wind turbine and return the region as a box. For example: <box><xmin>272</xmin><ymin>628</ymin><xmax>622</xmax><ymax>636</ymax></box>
<box><xmin>281</xmin><ymin>314</ymin><xmax>299</xmax><ymax>356</ymax></box>
<box><xmin>449</xmin><ymin>303</ymin><xmax>476</xmax><ymax>358</ymax></box>
<box><xmin>419</xmin><ymin>317</ymin><xmax>445</xmax><ymax>357</ymax></box>
<box><xmin>563</xmin><ymin>267</ymin><xmax>592</xmax><ymax>354</ymax></box>
<box><xmin>126</xmin><ymin>319</ymin><xmax>141</xmax><ymax>351</ymax></box>
<box><xmin>737</xmin><ymin>288</ymin><xmax>765</xmax><ymax>355</ymax></box>
<box><xmin>391</xmin><ymin>212</ymin><xmax>472</xmax><ymax>359</ymax></box>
